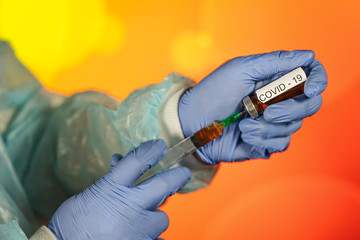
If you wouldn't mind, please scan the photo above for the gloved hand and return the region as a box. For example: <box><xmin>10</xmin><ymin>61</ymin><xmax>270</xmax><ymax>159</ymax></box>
<box><xmin>48</xmin><ymin>139</ymin><xmax>191</xmax><ymax>240</ymax></box>
<box><xmin>179</xmin><ymin>50</ymin><xmax>327</xmax><ymax>164</ymax></box>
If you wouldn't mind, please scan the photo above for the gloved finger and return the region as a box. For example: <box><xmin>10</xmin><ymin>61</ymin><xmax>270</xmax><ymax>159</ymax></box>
<box><xmin>145</xmin><ymin>209</ymin><xmax>169</xmax><ymax>239</ymax></box>
<box><xmin>133</xmin><ymin>167</ymin><xmax>191</xmax><ymax>210</ymax></box>
<box><xmin>304</xmin><ymin>59</ymin><xmax>327</xmax><ymax>98</ymax></box>
<box><xmin>195</xmin><ymin>50</ymin><xmax>315</xmax><ymax>104</ymax></box>
<box><xmin>234</xmin><ymin>50</ymin><xmax>315</xmax><ymax>81</ymax></box>
<box><xmin>263</xmin><ymin>94</ymin><xmax>322</xmax><ymax>123</ymax></box>
<box><xmin>110</xmin><ymin>153</ymin><xmax>123</xmax><ymax>168</ymax></box>
<box><xmin>239</xmin><ymin>117</ymin><xmax>302</xmax><ymax>138</ymax></box>
<box><xmin>105</xmin><ymin>139</ymin><xmax>167</xmax><ymax>187</ymax></box>
<box><xmin>125</xmin><ymin>209</ymin><xmax>169</xmax><ymax>239</ymax></box>
<box><xmin>241</xmin><ymin>134</ymin><xmax>291</xmax><ymax>154</ymax></box>
<box><xmin>231</xmin><ymin>142</ymin><xmax>269</xmax><ymax>161</ymax></box>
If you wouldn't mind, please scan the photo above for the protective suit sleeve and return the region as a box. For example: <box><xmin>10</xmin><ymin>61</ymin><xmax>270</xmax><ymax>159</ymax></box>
<box><xmin>0</xmin><ymin>42</ymin><xmax>217</xmax><ymax>220</ymax></box>
<box><xmin>0</xmin><ymin>41</ymin><xmax>64</xmax><ymax>237</ymax></box>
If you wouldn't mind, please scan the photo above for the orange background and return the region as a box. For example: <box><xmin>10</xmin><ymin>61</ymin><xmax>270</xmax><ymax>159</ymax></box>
<box><xmin>1</xmin><ymin>0</ymin><xmax>360</xmax><ymax>239</ymax></box>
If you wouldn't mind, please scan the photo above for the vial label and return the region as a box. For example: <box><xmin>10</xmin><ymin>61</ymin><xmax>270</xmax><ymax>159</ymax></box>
<box><xmin>255</xmin><ymin>67</ymin><xmax>307</xmax><ymax>103</ymax></box>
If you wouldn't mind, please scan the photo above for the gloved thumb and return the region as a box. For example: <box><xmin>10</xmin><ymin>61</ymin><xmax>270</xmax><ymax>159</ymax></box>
<box><xmin>104</xmin><ymin>139</ymin><xmax>167</xmax><ymax>187</ymax></box>
<box><xmin>134</xmin><ymin>167</ymin><xmax>191</xmax><ymax>210</ymax></box>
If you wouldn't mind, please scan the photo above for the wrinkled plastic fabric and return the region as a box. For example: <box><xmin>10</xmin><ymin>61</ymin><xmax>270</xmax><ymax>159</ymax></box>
<box><xmin>0</xmin><ymin>41</ymin><xmax>216</xmax><ymax>237</ymax></box>
<box><xmin>24</xmin><ymin>82</ymin><xmax>175</xmax><ymax>218</ymax></box>
<box><xmin>0</xmin><ymin>221</ymin><xmax>28</xmax><ymax>240</ymax></box>
<box><xmin>0</xmin><ymin>139</ymin><xmax>36</xmax><ymax>236</ymax></box>
<box><xmin>0</xmin><ymin>41</ymin><xmax>50</xmax><ymax>237</ymax></box>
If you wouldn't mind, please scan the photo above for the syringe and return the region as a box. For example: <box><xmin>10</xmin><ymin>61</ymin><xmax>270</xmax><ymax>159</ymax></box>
<box><xmin>134</xmin><ymin>111</ymin><xmax>248</xmax><ymax>185</ymax></box>
<box><xmin>134</xmin><ymin>66</ymin><xmax>309</xmax><ymax>185</ymax></box>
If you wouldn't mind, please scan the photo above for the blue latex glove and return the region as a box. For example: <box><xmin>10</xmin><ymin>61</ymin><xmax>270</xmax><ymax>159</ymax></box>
<box><xmin>179</xmin><ymin>50</ymin><xmax>327</xmax><ymax>164</ymax></box>
<box><xmin>48</xmin><ymin>139</ymin><xmax>191</xmax><ymax>240</ymax></box>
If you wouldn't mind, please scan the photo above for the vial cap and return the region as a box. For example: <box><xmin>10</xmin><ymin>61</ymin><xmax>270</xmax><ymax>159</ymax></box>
<box><xmin>242</xmin><ymin>96</ymin><xmax>258</xmax><ymax>118</ymax></box>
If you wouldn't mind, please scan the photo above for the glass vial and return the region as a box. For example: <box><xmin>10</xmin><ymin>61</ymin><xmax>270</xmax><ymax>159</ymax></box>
<box><xmin>242</xmin><ymin>67</ymin><xmax>309</xmax><ymax>118</ymax></box>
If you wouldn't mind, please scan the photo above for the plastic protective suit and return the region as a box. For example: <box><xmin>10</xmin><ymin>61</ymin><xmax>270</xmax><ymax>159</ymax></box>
<box><xmin>0</xmin><ymin>41</ymin><xmax>217</xmax><ymax>239</ymax></box>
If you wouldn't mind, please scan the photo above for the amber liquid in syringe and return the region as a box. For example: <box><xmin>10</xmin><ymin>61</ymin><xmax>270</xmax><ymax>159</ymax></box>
<box><xmin>190</xmin><ymin>121</ymin><xmax>224</xmax><ymax>148</ymax></box>
<box><xmin>190</xmin><ymin>111</ymin><xmax>246</xmax><ymax>148</ymax></box>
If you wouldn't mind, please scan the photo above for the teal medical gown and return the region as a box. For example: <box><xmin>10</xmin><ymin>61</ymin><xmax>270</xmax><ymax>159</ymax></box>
<box><xmin>0</xmin><ymin>41</ymin><xmax>218</xmax><ymax>239</ymax></box>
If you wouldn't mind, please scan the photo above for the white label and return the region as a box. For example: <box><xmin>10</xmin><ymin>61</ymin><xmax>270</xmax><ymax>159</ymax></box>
<box><xmin>255</xmin><ymin>67</ymin><xmax>307</xmax><ymax>103</ymax></box>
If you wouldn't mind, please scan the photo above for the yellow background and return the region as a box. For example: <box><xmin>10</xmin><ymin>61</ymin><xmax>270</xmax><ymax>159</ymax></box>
<box><xmin>1</xmin><ymin>0</ymin><xmax>360</xmax><ymax>239</ymax></box>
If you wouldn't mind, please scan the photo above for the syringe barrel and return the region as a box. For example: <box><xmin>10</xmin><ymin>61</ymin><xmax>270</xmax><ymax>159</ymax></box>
<box><xmin>134</xmin><ymin>137</ymin><xmax>197</xmax><ymax>186</ymax></box>
<box><xmin>242</xmin><ymin>67</ymin><xmax>309</xmax><ymax>118</ymax></box>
